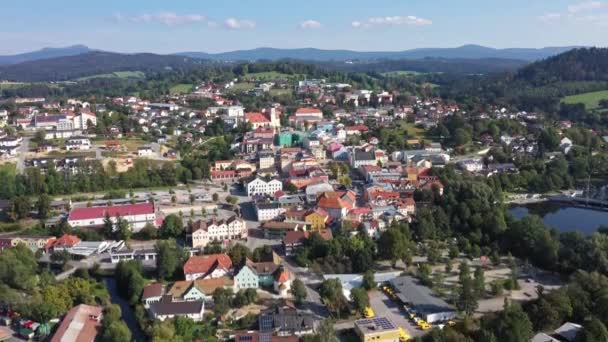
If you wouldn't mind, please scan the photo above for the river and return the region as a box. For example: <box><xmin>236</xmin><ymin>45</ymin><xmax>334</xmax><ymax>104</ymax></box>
<box><xmin>509</xmin><ymin>202</ymin><xmax>608</xmax><ymax>235</ymax></box>
<box><xmin>101</xmin><ymin>277</ymin><xmax>147</xmax><ymax>342</ymax></box>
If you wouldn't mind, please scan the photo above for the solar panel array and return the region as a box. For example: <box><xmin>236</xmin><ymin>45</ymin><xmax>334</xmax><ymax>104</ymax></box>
<box><xmin>356</xmin><ymin>316</ymin><xmax>397</xmax><ymax>331</ymax></box>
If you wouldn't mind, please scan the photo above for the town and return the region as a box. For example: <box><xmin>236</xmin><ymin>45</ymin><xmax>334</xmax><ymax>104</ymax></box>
<box><xmin>1</xmin><ymin>15</ymin><xmax>608</xmax><ymax>342</ymax></box>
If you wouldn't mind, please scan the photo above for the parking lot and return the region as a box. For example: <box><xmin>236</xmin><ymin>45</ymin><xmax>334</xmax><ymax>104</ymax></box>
<box><xmin>368</xmin><ymin>290</ymin><xmax>425</xmax><ymax>339</ymax></box>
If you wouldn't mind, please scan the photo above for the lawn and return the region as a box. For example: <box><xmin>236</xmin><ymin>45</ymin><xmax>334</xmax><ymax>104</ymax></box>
<box><xmin>170</xmin><ymin>83</ymin><xmax>194</xmax><ymax>94</ymax></box>
<box><xmin>562</xmin><ymin>90</ymin><xmax>608</xmax><ymax>110</ymax></box>
<box><xmin>269</xmin><ymin>88</ymin><xmax>293</xmax><ymax>96</ymax></box>
<box><xmin>229</xmin><ymin>82</ymin><xmax>256</xmax><ymax>92</ymax></box>
<box><xmin>0</xmin><ymin>81</ymin><xmax>26</xmax><ymax>90</ymax></box>
<box><xmin>77</xmin><ymin>71</ymin><xmax>145</xmax><ymax>81</ymax></box>
<box><xmin>399</xmin><ymin>121</ymin><xmax>427</xmax><ymax>139</ymax></box>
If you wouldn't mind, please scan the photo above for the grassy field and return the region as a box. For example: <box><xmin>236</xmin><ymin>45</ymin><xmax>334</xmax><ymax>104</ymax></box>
<box><xmin>77</xmin><ymin>71</ymin><xmax>145</xmax><ymax>81</ymax></box>
<box><xmin>229</xmin><ymin>82</ymin><xmax>256</xmax><ymax>92</ymax></box>
<box><xmin>269</xmin><ymin>88</ymin><xmax>293</xmax><ymax>96</ymax></box>
<box><xmin>399</xmin><ymin>121</ymin><xmax>427</xmax><ymax>139</ymax></box>
<box><xmin>382</xmin><ymin>70</ymin><xmax>423</xmax><ymax>76</ymax></box>
<box><xmin>242</xmin><ymin>71</ymin><xmax>303</xmax><ymax>81</ymax></box>
<box><xmin>0</xmin><ymin>81</ymin><xmax>26</xmax><ymax>90</ymax></box>
<box><xmin>562</xmin><ymin>90</ymin><xmax>608</xmax><ymax>110</ymax></box>
<box><xmin>170</xmin><ymin>83</ymin><xmax>194</xmax><ymax>94</ymax></box>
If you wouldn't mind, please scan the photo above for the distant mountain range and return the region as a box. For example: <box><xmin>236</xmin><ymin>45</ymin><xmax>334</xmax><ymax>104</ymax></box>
<box><xmin>0</xmin><ymin>45</ymin><xmax>92</xmax><ymax>65</ymax></box>
<box><xmin>0</xmin><ymin>52</ymin><xmax>204</xmax><ymax>82</ymax></box>
<box><xmin>178</xmin><ymin>45</ymin><xmax>582</xmax><ymax>62</ymax></box>
<box><xmin>0</xmin><ymin>44</ymin><xmax>582</xmax><ymax>66</ymax></box>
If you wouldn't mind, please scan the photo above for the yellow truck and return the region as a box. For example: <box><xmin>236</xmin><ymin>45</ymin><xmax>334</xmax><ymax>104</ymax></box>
<box><xmin>398</xmin><ymin>327</ymin><xmax>411</xmax><ymax>342</ymax></box>
<box><xmin>363</xmin><ymin>306</ymin><xmax>375</xmax><ymax>318</ymax></box>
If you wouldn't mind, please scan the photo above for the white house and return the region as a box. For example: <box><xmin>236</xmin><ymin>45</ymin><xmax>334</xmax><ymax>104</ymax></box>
<box><xmin>255</xmin><ymin>202</ymin><xmax>286</xmax><ymax>221</ymax></box>
<box><xmin>148</xmin><ymin>295</ymin><xmax>205</xmax><ymax>322</ymax></box>
<box><xmin>73</xmin><ymin>112</ymin><xmax>97</xmax><ymax>130</ymax></box>
<box><xmin>65</xmin><ymin>137</ymin><xmax>91</xmax><ymax>151</ymax></box>
<box><xmin>560</xmin><ymin>137</ymin><xmax>573</xmax><ymax>154</ymax></box>
<box><xmin>138</xmin><ymin>146</ymin><xmax>154</xmax><ymax>157</ymax></box>
<box><xmin>247</xmin><ymin>178</ymin><xmax>283</xmax><ymax>197</ymax></box>
<box><xmin>190</xmin><ymin>216</ymin><xmax>247</xmax><ymax>249</ymax></box>
<box><xmin>458</xmin><ymin>159</ymin><xmax>484</xmax><ymax>172</ymax></box>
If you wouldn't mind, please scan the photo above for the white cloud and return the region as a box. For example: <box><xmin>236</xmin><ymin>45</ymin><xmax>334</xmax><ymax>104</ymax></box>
<box><xmin>300</xmin><ymin>20</ymin><xmax>323</xmax><ymax>29</ymax></box>
<box><xmin>224</xmin><ymin>18</ymin><xmax>257</xmax><ymax>30</ymax></box>
<box><xmin>568</xmin><ymin>1</ymin><xmax>603</xmax><ymax>13</ymax></box>
<box><xmin>540</xmin><ymin>1</ymin><xmax>607</xmax><ymax>25</ymax></box>
<box><xmin>352</xmin><ymin>15</ymin><xmax>432</xmax><ymax>28</ymax></box>
<box><xmin>539</xmin><ymin>13</ymin><xmax>562</xmax><ymax>22</ymax></box>
<box><xmin>117</xmin><ymin>12</ymin><xmax>207</xmax><ymax>26</ymax></box>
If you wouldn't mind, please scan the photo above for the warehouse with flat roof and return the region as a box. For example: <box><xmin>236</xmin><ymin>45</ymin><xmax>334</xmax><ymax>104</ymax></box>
<box><xmin>354</xmin><ymin>317</ymin><xmax>400</xmax><ymax>342</ymax></box>
<box><xmin>389</xmin><ymin>275</ymin><xmax>456</xmax><ymax>323</ymax></box>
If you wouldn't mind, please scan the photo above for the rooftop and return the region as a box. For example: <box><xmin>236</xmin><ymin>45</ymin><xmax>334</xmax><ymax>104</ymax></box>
<box><xmin>390</xmin><ymin>276</ymin><xmax>455</xmax><ymax>316</ymax></box>
<box><xmin>68</xmin><ymin>203</ymin><xmax>155</xmax><ymax>221</ymax></box>
<box><xmin>354</xmin><ymin>317</ymin><xmax>398</xmax><ymax>334</ymax></box>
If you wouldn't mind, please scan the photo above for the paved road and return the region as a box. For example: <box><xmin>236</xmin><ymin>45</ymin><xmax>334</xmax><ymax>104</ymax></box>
<box><xmin>16</xmin><ymin>137</ymin><xmax>30</xmax><ymax>174</ymax></box>
<box><xmin>283</xmin><ymin>258</ymin><xmax>330</xmax><ymax>320</ymax></box>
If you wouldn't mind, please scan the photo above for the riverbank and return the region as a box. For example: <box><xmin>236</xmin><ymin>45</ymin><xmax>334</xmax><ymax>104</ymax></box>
<box><xmin>101</xmin><ymin>277</ymin><xmax>147</xmax><ymax>342</ymax></box>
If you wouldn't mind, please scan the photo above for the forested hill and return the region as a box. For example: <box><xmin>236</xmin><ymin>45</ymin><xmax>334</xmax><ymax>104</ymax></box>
<box><xmin>515</xmin><ymin>48</ymin><xmax>608</xmax><ymax>86</ymax></box>
<box><xmin>0</xmin><ymin>52</ymin><xmax>207</xmax><ymax>82</ymax></box>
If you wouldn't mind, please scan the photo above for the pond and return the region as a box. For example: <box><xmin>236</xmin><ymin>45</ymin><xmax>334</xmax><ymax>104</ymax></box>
<box><xmin>509</xmin><ymin>202</ymin><xmax>608</xmax><ymax>236</ymax></box>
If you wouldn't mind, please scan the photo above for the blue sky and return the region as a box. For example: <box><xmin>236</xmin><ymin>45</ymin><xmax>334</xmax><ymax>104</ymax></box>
<box><xmin>0</xmin><ymin>0</ymin><xmax>606</xmax><ymax>54</ymax></box>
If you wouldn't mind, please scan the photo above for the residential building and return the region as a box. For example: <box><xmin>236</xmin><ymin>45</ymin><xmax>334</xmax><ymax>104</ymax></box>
<box><xmin>247</xmin><ymin>178</ymin><xmax>283</xmax><ymax>197</ymax></box>
<box><xmin>148</xmin><ymin>295</ymin><xmax>205</xmax><ymax>322</ymax></box>
<box><xmin>317</xmin><ymin>191</ymin><xmax>357</xmax><ymax>220</ymax></box>
<box><xmin>261</xmin><ymin>221</ymin><xmax>305</xmax><ymax>240</ymax></box>
<box><xmin>168</xmin><ymin>277</ymin><xmax>234</xmax><ymax>302</ymax></box>
<box><xmin>50</xmin><ymin>305</ymin><xmax>103</xmax><ymax>342</ymax></box>
<box><xmin>354</xmin><ymin>317</ymin><xmax>400</xmax><ymax>342</ymax></box>
<box><xmin>0</xmin><ymin>235</ymin><xmax>56</xmax><ymax>252</ymax></box>
<box><xmin>283</xmin><ymin>230</ymin><xmax>332</xmax><ymax>256</ymax></box>
<box><xmin>183</xmin><ymin>254</ymin><xmax>233</xmax><ymax>281</ymax></box>
<box><xmin>65</xmin><ymin>137</ymin><xmax>91</xmax><ymax>151</ymax></box>
<box><xmin>138</xmin><ymin>146</ymin><xmax>154</xmax><ymax>157</ymax></box>
<box><xmin>255</xmin><ymin>202</ymin><xmax>286</xmax><ymax>222</ymax></box>
<box><xmin>73</xmin><ymin>112</ymin><xmax>97</xmax><ymax>130</ymax></box>
<box><xmin>273</xmin><ymin>267</ymin><xmax>291</xmax><ymax>297</ymax></box>
<box><xmin>142</xmin><ymin>283</ymin><xmax>164</xmax><ymax>307</ymax></box>
<box><xmin>351</xmin><ymin>149</ymin><xmax>377</xmax><ymax>168</ymax></box>
<box><xmin>190</xmin><ymin>216</ymin><xmax>247</xmax><ymax>249</ymax></box>
<box><xmin>305</xmin><ymin>209</ymin><xmax>330</xmax><ymax>230</ymax></box>
<box><xmin>258</xmin><ymin>305</ymin><xmax>315</xmax><ymax>337</ymax></box>
<box><xmin>233</xmin><ymin>264</ymin><xmax>260</xmax><ymax>289</ymax></box>
<box><xmin>67</xmin><ymin>202</ymin><xmax>158</xmax><ymax>232</ymax></box>
<box><xmin>258</xmin><ymin>151</ymin><xmax>276</xmax><ymax>170</ymax></box>
<box><xmin>235</xmin><ymin>332</ymin><xmax>298</xmax><ymax>342</ymax></box>
<box><xmin>457</xmin><ymin>159</ymin><xmax>484</xmax><ymax>172</ymax></box>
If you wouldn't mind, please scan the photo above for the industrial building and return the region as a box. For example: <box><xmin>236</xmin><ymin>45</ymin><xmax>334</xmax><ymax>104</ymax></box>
<box><xmin>389</xmin><ymin>276</ymin><xmax>456</xmax><ymax>324</ymax></box>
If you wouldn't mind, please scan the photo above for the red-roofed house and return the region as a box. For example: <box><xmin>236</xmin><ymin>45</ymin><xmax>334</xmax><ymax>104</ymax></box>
<box><xmin>46</xmin><ymin>234</ymin><xmax>81</xmax><ymax>252</ymax></box>
<box><xmin>317</xmin><ymin>191</ymin><xmax>356</xmax><ymax>220</ymax></box>
<box><xmin>295</xmin><ymin>108</ymin><xmax>323</xmax><ymax>118</ymax></box>
<box><xmin>67</xmin><ymin>203</ymin><xmax>158</xmax><ymax>232</ymax></box>
<box><xmin>274</xmin><ymin>266</ymin><xmax>291</xmax><ymax>297</ymax></box>
<box><xmin>345</xmin><ymin>125</ymin><xmax>369</xmax><ymax>135</ymax></box>
<box><xmin>245</xmin><ymin>112</ymin><xmax>271</xmax><ymax>130</ymax></box>
<box><xmin>183</xmin><ymin>254</ymin><xmax>233</xmax><ymax>281</ymax></box>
